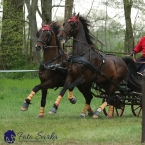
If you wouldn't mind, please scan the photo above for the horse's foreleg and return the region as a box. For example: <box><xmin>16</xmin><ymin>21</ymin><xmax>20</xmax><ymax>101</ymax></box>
<box><xmin>21</xmin><ymin>85</ymin><xmax>40</xmax><ymax>111</ymax></box>
<box><xmin>38</xmin><ymin>89</ymin><xmax>47</xmax><ymax>118</ymax></box>
<box><xmin>68</xmin><ymin>76</ymin><xmax>86</xmax><ymax>105</ymax></box>
<box><xmin>49</xmin><ymin>84</ymin><xmax>68</xmax><ymax>114</ymax></box>
<box><xmin>49</xmin><ymin>76</ymin><xmax>83</xmax><ymax>114</ymax></box>
<box><xmin>68</xmin><ymin>90</ymin><xmax>77</xmax><ymax>104</ymax></box>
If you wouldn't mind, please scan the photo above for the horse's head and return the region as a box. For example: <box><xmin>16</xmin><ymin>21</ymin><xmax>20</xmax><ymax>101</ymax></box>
<box><xmin>57</xmin><ymin>13</ymin><xmax>80</xmax><ymax>43</ymax></box>
<box><xmin>35</xmin><ymin>24</ymin><xmax>52</xmax><ymax>51</ymax></box>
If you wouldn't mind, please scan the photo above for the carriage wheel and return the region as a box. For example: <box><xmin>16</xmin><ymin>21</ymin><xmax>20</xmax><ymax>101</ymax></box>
<box><xmin>102</xmin><ymin>98</ymin><xmax>125</xmax><ymax>117</ymax></box>
<box><xmin>131</xmin><ymin>102</ymin><xmax>142</xmax><ymax>117</ymax></box>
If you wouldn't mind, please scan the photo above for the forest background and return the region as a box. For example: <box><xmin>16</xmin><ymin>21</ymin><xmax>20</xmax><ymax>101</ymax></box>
<box><xmin>0</xmin><ymin>0</ymin><xmax>144</xmax><ymax>76</ymax></box>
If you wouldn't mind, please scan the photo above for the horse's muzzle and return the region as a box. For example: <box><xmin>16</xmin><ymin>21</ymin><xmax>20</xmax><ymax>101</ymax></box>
<box><xmin>35</xmin><ymin>45</ymin><xmax>43</xmax><ymax>51</ymax></box>
<box><xmin>57</xmin><ymin>35</ymin><xmax>68</xmax><ymax>43</ymax></box>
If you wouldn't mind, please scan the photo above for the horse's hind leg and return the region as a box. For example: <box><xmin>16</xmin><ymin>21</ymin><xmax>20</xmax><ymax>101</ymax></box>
<box><xmin>38</xmin><ymin>89</ymin><xmax>47</xmax><ymax>118</ymax></box>
<box><xmin>93</xmin><ymin>100</ymin><xmax>108</xmax><ymax>118</ymax></box>
<box><xmin>93</xmin><ymin>97</ymin><xmax>115</xmax><ymax>118</ymax></box>
<box><xmin>77</xmin><ymin>84</ymin><xmax>94</xmax><ymax>117</ymax></box>
<box><xmin>21</xmin><ymin>85</ymin><xmax>40</xmax><ymax>111</ymax></box>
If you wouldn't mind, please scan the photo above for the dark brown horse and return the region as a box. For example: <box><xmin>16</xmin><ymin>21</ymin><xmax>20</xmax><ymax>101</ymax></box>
<box><xmin>21</xmin><ymin>22</ymin><xmax>94</xmax><ymax>117</ymax></box>
<box><xmin>50</xmin><ymin>13</ymin><xmax>128</xmax><ymax>118</ymax></box>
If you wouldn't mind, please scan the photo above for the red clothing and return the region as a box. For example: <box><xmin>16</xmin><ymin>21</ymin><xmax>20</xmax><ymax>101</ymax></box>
<box><xmin>134</xmin><ymin>36</ymin><xmax>145</xmax><ymax>57</ymax></box>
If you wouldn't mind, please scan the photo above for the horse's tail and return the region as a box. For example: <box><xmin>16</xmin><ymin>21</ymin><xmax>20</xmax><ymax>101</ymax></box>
<box><xmin>122</xmin><ymin>57</ymin><xmax>142</xmax><ymax>92</ymax></box>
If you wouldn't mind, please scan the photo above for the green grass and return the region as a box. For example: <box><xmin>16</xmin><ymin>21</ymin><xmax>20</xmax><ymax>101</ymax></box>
<box><xmin>0</xmin><ymin>78</ymin><xmax>143</xmax><ymax>145</ymax></box>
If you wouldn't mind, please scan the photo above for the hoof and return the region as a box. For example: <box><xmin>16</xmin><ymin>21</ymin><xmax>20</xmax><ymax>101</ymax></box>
<box><xmin>21</xmin><ymin>101</ymin><xmax>29</xmax><ymax>111</ymax></box>
<box><xmin>37</xmin><ymin>115</ymin><xmax>44</xmax><ymax>118</ymax></box>
<box><xmin>49</xmin><ymin>111</ymin><xmax>56</xmax><ymax>114</ymax></box>
<box><xmin>80</xmin><ymin>113</ymin><xmax>86</xmax><ymax>117</ymax></box>
<box><xmin>69</xmin><ymin>97</ymin><xmax>77</xmax><ymax>104</ymax></box>
<box><xmin>88</xmin><ymin>110</ymin><xmax>94</xmax><ymax>116</ymax></box>
<box><xmin>93</xmin><ymin>114</ymin><xmax>99</xmax><ymax>119</ymax></box>
<box><xmin>49</xmin><ymin>107</ymin><xmax>57</xmax><ymax>114</ymax></box>
<box><xmin>107</xmin><ymin>115</ymin><xmax>113</xmax><ymax>119</ymax></box>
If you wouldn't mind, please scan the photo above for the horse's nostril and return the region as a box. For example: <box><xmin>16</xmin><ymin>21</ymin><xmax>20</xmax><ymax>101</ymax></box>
<box><xmin>35</xmin><ymin>45</ymin><xmax>38</xmax><ymax>48</ymax></box>
<box><xmin>57</xmin><ymin>35</ymin><xmax>60</xmax><ymax>39</ymax></box>
<box><xmin>57</xmin><ymin>35</ymin><xmax>63</xmax><ymax>40</ymax></box>
<box><xmin>35</xmin><ymin>45</ymin><xmax>42</xmax><ymax>51</ymax></box>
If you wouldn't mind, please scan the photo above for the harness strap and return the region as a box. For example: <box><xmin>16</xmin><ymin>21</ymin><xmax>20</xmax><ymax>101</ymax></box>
<box><xmin>67</xmin><ymin>56</ymin><xmax>98</xmax><ymax>73</ymax></box>
<box><xmin>67</xmin><ymin>55</ymin><xmax>122</xmax><ymax>89</ymax></box>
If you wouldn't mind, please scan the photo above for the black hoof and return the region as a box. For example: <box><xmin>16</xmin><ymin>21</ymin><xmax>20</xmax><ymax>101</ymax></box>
<box><xmin>88</xmin><ymin>110</ymin><xmax>94</xmax><ymax>116</ymax></box>
<box><xmin>37</xmin><ymin>115</ymin><xmax>44</xmax><ymax>118</ymax></box>
<box><xmin>69</xmin><ymin>97</ymin><xmax>77</xmax><ymax>104</ymax></box>
<box><xmin>21</xmin><ymin>101</ymin><xmax>29</xmax><ymax>111</ymax></box>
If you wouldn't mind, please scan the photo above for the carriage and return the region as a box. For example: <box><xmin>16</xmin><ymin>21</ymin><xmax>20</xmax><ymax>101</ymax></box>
<box><xmin>92</xmin><ymin>71</ymin><xmax>142</xmax><ymax>117</ymax></box>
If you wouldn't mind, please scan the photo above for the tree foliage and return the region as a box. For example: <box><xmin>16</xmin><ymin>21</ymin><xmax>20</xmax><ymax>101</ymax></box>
<box><xmin>1</xmin><ymin>0</ymin><xmax>24</xmax><ymax>69</ymax></box>
<box><xmin>1</xmin><ymin>0</ymin><xmax>145</xmax><ymax>72</ymax></box>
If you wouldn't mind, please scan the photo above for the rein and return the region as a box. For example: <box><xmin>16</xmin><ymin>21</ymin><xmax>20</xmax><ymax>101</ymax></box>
<box><xmin>40</xmin><ymin>48</ymin><xmax>66</xmax><ymax>71</ymax></box>
<box><xmin>133</xmin><ymin>54</ymin><xmax>145</xmax><ymax>64</ymax></box>
<box><xmin>70</xmin><ymin>37</ymin><xmax>94</xmax><ymax>48</ymax></box>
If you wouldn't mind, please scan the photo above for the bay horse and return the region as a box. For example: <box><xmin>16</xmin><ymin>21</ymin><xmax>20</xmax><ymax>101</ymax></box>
<box><xmin>21</xmin><ymin>22</ymin><xmax>94</xmax><ymax>117</ymax></box>
<box><xmin>50</xmin><ymin>13</ymin><xmax>129</xmax><ymax>118</ymax></box>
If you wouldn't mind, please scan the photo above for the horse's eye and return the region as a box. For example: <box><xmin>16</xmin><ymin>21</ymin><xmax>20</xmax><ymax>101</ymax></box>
<box><xmin>74</xmin><ymin>23</ymin><xmax>77</xmax><ymax>27</ymax></box>
<box><xmin>70</xmin><ymin>23</ymin><xmax>73</xmax><ymax>26</ymax></box>
<box><xmin>47</xmin><ymin>31</ymin><xmax>51</xmax><ymax>36</ymax></box>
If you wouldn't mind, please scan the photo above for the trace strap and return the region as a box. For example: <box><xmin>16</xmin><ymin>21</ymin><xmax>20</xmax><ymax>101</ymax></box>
<box><xmin>0</xmin><ymin>70</ymin><xmax>38</xmax><ymax>72</ymax></box>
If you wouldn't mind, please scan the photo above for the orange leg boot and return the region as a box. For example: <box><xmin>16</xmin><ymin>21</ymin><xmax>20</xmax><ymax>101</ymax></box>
<box><xmin>93</xmin><ymin>102</ymin><xmax>107</xmax><ymax>118</ymax></box>
<box><xmin>107</xmin><ymin>105</ymin><xmax>114</xmax><ymax>118</ymax></box>
<box><xmin>80</xmin><ymin>104</ymin><xmax>90</xmax><ymax>117</ymax></box>
<box><xmin>38</xmin><ymin>107</ymin><xmax>45</xmax><ymax>118</ymax></box>
<box><xmin>68</xmin><ymin>90</ymin><xmax>77</xmax><ymax>104</ymax></box>
<box><xmin>21</xmin><ymin>91</ymin><xmax>35</xmax><ymax>111</ymax></box>
<box><xmin>87</xmin><ymin>106</ymin><xmax>94</xmax><ymax>116</ymax></box>
<box><xmin>49</xmin><ymin>95</ymin><xmax>63</xmax><ymax>114</ymax></box>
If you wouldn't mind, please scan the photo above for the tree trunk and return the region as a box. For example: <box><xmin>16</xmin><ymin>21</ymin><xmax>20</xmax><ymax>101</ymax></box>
<box><xmin>25</xmin><ymin>0</ymin><xmax>40</xmax><ymax>64</ymax></box>
<box><xmin>123</xmin><ymin>0</ymin><xmax>134</xmax><ymax>53</ymax></box>
<box><xmin>64</xmin><ymin>0</ymin><xmax>74</xmax><ymax>53</ymax></box>
<box><xmin>64</xmin><ymin>0</ymin><xmax>74</xmax><ymax>22</ymax></box>
<box><xmin>41</xmin><ymin>0</ymin><xmax>52</xmax><ymax>23</ymax></box>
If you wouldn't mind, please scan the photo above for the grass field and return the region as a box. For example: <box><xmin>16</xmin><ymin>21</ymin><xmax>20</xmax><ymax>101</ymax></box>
<box><xmin>0</xmin><ymin>78</ymin><xmax>143</xmax><ymax>145</ymax></box>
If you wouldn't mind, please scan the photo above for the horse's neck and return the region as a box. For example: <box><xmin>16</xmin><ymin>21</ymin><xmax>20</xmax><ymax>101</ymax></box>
<box><xmin>43</xmin><ymin>37</ymin><xmax>60</xmax><ymax>62</ymax></box>
<box><xmin>72</xmin><ymin>23</ymin><xmax>100</xmax><ymax>63</ymax></box>
<box><xmin>73</xmin><ymin>23</ymin><xmax>90</xmax><ymax>55</ymax></box>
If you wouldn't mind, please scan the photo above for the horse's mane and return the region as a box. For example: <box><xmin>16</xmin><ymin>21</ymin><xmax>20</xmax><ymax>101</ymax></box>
<box><xmin>79</xmin><ymin>16</ymin><xmax>95</xmax><ymax>46</ymax></box>
<box><xmin>49</xmin><ymin>21</ymin><xmax>61</xmax><ymax>48</ymax></box>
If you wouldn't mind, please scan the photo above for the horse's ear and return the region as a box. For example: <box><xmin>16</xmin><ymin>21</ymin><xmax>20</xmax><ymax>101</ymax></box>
<box><xmin>72</xmin><ymin>12</ymin><xmax>76</xmax><ymax>16</ymax></box>
<box><xmin>50</xmin><ymin>21</ymin><xmax>56</xmax><ymax>28</ymax></box>
<box><xmin>42</xmin><ymin>21</ymin><xmax>45</xmax><ymax>26</ymax></box>
<box><xmin>76</xmin><ymin>13</ymin><xmax>80</xmax><ymax>19</ymax></box>
<box><xmin>36</xmin><ymin>31</ymin><xmax>39</xmax><ymax>38</ymax></box>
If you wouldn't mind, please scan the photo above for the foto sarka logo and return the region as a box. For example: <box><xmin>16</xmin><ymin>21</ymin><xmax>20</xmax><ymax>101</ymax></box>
<box><xmin>4</xmin><ymin>130</ymin><xmax>16</xmax><ymax>144</ymax></box>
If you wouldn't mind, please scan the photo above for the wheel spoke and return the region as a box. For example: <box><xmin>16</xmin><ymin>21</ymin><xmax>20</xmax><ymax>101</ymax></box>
<box><xmin>137</xmin><ymin>108</ymin><xmax>142</xmax><ymax>116</ymax></box>
<box><xmin>131</xmin><ymin>103</ymin><xmax>142</xmax><ymax>117</ymax></box>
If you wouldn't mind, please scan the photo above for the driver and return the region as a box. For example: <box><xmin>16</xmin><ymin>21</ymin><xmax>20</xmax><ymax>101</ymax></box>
<box><xmin>130</xmin><ymin>36</ymin><xmax>145</xmax><ymax>73</ymax></box>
